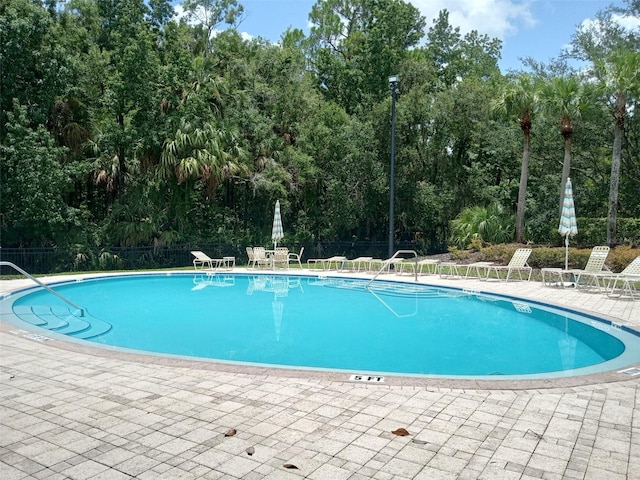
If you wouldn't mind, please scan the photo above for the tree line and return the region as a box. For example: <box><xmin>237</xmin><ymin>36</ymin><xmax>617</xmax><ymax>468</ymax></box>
<box><xmin>1</xmin><ymin>0</ymin><xmax>639</xmax><ymax>260</ymax></box>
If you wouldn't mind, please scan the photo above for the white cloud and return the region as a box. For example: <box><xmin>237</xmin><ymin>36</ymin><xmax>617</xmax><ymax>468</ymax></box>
<box><xmin>577</xmin><ymin>13</ymin><xmax>640</xmax><ymax>42</ymax></box>
<box><xmin>612</xmin><ymin>12</ymin><xmax>640</xmax><ymax>32</ymax></box>
<box><xmin>410</xmin><ymin>0</ymin><xmax>536</xmax><ymax>40</ymax></box>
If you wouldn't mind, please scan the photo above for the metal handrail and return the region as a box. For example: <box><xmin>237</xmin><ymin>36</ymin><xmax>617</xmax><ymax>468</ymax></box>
<box><xmin>366</xmin><ymin>250</ymin><xmax>418</xmax><ymax>288</ymax></box>
<box><xmin>0</xmin><ymin>261</ymin><xmax>84</xmax><ymax>316</ymax></box>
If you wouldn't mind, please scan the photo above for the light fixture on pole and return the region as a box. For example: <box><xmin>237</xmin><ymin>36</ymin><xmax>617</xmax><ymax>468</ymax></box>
<box><xmin>388</xmin><ymin>75</ymin><xmax>399</xmax><ymax>258</ymax></box>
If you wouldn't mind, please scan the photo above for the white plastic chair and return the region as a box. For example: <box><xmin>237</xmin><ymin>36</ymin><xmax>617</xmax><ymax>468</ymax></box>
<box><xmin>602</xmin><ymin>255</ymin><xmax>640</xmax><ymax>299</ymax></box>
<box><xmin>487</xmin><ymin>248</ymin><xmax>532</xmax><ymax>281</ymax></box>
<box><xmin>272</xmin><ymin>247</ymin><xmax>289</xmax><ymax>269</ymax></box>
<box><xmin>288</xmin><ymin>247</ymin><xmax>304</xmax><ymax>268</ymax></box>
<box><xmin>568</xmin><ymin>246</ymin><xmax>610</xmax><ymax>290</ymax></box>
<box><xmin>252</xmin><ymin>247</ymin><xmax>271</xmax><ymax>269</ymax></box>
<box><xmin>246</xmin><ymin>247</ymin><xmax>256</xmax><ymax>268</ymax></box>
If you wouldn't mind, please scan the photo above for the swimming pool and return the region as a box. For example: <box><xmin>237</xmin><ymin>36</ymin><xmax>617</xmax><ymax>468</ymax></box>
<box><xmin>4</xmin><ymin>273</ymin><xmax>640</xmax><ymax>379</ymax></box>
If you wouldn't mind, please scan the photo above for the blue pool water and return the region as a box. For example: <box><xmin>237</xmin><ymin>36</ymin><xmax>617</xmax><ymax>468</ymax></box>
<box><xmin>7</xmin><ymin>273</ymin><xmax>640</xmax><ymax>378</ymax></box>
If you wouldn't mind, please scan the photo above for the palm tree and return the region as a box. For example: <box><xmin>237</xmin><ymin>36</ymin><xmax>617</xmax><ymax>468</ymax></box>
<box><xmin>159</xmin><ymin>120</ymin><xmax>249</xmax><ymax>194</ymax></box>
<box><xmin>450</xmin><ymin>203</ymin><xmax>515</xmax><ymax>249</ymax></box>
<box><xmin>541</xmin><ymin>75</ymin><xmax>588</xmax><ymax>215</ymax></box>
<box><xmin>596</xmin><ymin>50</ymin><xmax>640</xmax><ymax>246</ymax></box>
<box><xmin>493</xmin><ymin>74</ymin><xmax>541</xmax><ymax>243</ymax></box>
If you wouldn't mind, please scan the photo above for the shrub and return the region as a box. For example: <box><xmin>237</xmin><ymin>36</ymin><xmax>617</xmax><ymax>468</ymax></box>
<box><xmin>528</xmin><ymin>247</ymin><xmax>563</xmax><ymax>269</ymax></box>
<box><xmin>449</xmin><ymin>204</ymin><xmax>514</xmax><ymax>249</ymax></box>
<box><xmin>607</xmin><ymin>246</ymin><xmax>640</xmax><ymax>272</ymax></box>
<box><xmin>480</xmin><ymin>245</ymin><xmax>638</xmax><ymax>271</ymax></box>
<box><xmin>478</xmin><ymin>244</ymin><xmax>517</xmax><ymax>265</ymax></box>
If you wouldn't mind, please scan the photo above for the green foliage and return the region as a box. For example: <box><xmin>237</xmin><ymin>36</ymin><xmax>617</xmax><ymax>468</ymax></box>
<box><xmin>527</xmin><ymin>247</ymin><xmax>565</xmax><ymax>269</ymax></box>
<box><xmin>476</xmin><ymin>244</ymin><xmax>517</xmax><ymax>264</ymax></box>
<box><xmin>477</xmin><ymin>245</ymin><xmax>639</xmax><ymax>271</ymax></box>
<box><xmin>0</xmin><ymin>0</ymin><xmax>638</xmax><ymax>263</ymax></box>
<box><xmin>0</xmin><ymin>104</ymin><xmax>72</xmax><ymax>246</ymax></box>
<box><xmin>449</xmin><ymin>204</ymin><xmax>514</xmax><ymax>249</ymax></box>
<box><xmin>0</xmin><ymin>0</ymin><xmax>69</xmax><ymax>137</ymax></box>
<box><xmin>307</xmin><ymin>0</ymin><xmax>425</xmax><ymax>113</ymax></box>
<box><xmin>576</xmin><ymin>217</ymin><xmax>640</xmax><ymax>246</ymax></box>
<box><xmin>606</xmin><ymin>245</ymin><xmax>640</xmax><ymax>272</ymax></box>
<box><xmin>97</xmin><ymin>251</ymin><xmax>123</xmax><ymax>270</ymax></box>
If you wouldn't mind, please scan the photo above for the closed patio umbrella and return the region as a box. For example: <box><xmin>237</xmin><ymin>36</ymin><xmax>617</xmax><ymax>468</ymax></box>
<box><xmin>271</xmin><ymin>200</ymin><xmax>284</xmax><ymax>249</ymax></box>
<box><xmin>558</xmin><ymin>178</ymin><xmax>578</xmax><ymax>271</ymax></box>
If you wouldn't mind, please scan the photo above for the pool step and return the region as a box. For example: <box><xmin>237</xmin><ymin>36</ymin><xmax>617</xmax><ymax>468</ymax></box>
<box><xmin>12</xmin><ymin>305</ymin><xmax>48</xmax><ymax>327</ymax></box>
<box><xmin>73</xmin><ymin>316</ymin><xmax>113</xmax><ymax>339</ymax></box>
<box><xmin>13</xmin><ymin>305</ymin><xmax>113</xmax><ymax>339</ymax></box>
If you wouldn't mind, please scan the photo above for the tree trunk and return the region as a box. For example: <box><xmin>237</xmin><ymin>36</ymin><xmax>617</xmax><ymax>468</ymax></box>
<box><xmin>117</xmin><ymin>113</ymin><xmax>126</xmax><ymax>200</ymax></box>
<box><xmin>516</xmin><ymin>130</ymin><xmax>530</xmax><ymax>243</ymax></box>
<box><xmin>559</xmin><ymin>135</ymin><xmax>573</xmax><ymax>215</ymax></box>
<box><xmin>607</xmin><ymin>92</ymin><xmax>625</xmax><ymax>247</ymax></box>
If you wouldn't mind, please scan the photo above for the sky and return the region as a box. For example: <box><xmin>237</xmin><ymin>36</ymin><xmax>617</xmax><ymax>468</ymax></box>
<box><xmin>210</xmin><ymin>0</ymin><xmax>628</xmax><ymax>71</ymax></box>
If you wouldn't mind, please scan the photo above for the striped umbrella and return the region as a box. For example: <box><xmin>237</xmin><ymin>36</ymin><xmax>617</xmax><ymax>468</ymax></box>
<box><xmin>271</xmin><ymin>200</ymin><xmax>284</xmax><ymax>249</ymax></box>
<box><xmin>558</xmin><ymin>178</ymin><xmax>578</xmax><ymax>270</ymax></box>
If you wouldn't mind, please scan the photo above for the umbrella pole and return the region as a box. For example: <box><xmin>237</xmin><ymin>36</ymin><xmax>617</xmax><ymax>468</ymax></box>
<box><xmin>565</xmin><ymin>235</ymin><xmax>569</xmax><ymax>271</ymax></box>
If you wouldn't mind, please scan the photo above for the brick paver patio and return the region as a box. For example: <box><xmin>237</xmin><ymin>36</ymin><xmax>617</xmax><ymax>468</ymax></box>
<box><xmin>1</xmin><ymin>270</ymin><xmax>638</xmax><ymax>479</ymax></box>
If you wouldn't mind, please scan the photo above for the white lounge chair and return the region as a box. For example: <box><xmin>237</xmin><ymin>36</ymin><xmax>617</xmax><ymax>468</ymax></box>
<box><xmin>602</xmin><ymin>255</ymin><xmax>640</xmax><ymax>299</ymax></box>
<box><xmin>360</xmin><ymin>257</ymin><xmax>405</xmax><ymax>274</ymax></box>
<box><xmin>541</xmin><ymin>245</ymin><xmax>610</xmax><ymax>288</ymax></box>
<box><xmin>190</xmin><ymin>251</ymin><xmax>221</xmax><ymax>270</ymax></box>
<box><xmin>544</xmin><ymin>246</ymin><xmax>609</xmax><ymax>289</ymax></box>
<box><xmin>416</xmin><ymin>258</ymin><xmax>440</xmax><ymax>275</ymax></box>
<box><xmin>347</xmin><ymin>257</ymin><xmax>373</xmax><ymax>272</ymax></box>
<box><xmin>246</xmin><ymin>247</ymin><xmax>256</xmax><ymax>268</ymax></box>
<box><xmin>288</xmin><ymin>247</ymin><xmax>304</xmax><ymax>268</ymax></box>
<box><xmin>569</xmin><ymin>246</ymin><xmax>611</xmax><ymax>290</ymax></box>
<box><xmin>308</xmin><ymin>255</ymin><xmax>347</xmax><ymax>270</ymax></box>
<box><xmin>487</xmin><ymin>248</ymin><xmax>532</xmax><ymax>281</ymax></box>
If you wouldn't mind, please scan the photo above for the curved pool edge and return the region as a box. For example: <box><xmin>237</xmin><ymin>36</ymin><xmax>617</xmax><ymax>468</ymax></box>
<box><xmin>1</xmin><ymin>269</ymin><xmax>639</xmax><ymax>391</ymax></box>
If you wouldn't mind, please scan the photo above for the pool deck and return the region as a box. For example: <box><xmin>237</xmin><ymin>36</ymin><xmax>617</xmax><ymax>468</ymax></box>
<box><xmin>1</xmin><ymin>269</ymin><xmax>639</xmax><ymax>479</ymax></box>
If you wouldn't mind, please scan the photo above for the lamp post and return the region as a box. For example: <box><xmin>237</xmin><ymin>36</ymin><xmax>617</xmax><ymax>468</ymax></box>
<box><xmin>388</xmin><ymin>75</ymin><xmax>399</xmax><ymax>258</ymax></box>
